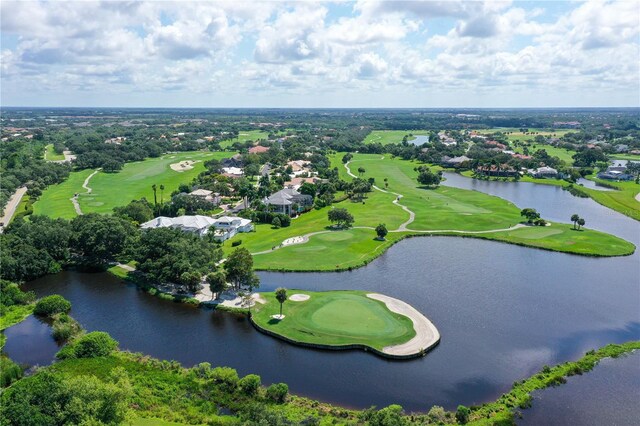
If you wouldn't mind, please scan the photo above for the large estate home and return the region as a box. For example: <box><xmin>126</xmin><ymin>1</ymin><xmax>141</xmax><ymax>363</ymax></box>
<box><xmin>140</xmin><ymin>215</ymin><xmax>253</xmax><ymax>242</ymax></box>
<box><xmin>188</xmin><ymin>189</ymin><xmax>221</xmax><ymax>205</ymax></box>
<box><xmin>264</xmin><ymin>188</ymin><xmax>313</xmax><ymax>216</ymax></box>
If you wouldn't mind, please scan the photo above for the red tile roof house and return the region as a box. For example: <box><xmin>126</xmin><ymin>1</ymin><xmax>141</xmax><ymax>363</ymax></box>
<box><xmin>248</xmin><ymin>145</ymin><xmax>270</xmax><ymax>154</ymax></box>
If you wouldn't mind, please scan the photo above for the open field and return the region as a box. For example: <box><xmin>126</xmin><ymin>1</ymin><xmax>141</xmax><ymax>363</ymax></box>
<box><xmin>363</xmin><ymin>130</ymin><xmax>430</xmax><ymax>145</ymax></box>
<box><xmin>513</xmin><ymin>143</ymin><xmax>576</xmax><ymax>164</ymax></box>
<box><xmin>252</xmin><ymin>290</ymin><xmax>416</xmax><ymax>352</ymax></box>
<box><xmin>219</xmin><ymin>130</ymin><xmax>270</xmax><ymax>148</ymax></box>
<box><xmin>44</xmin><ymin>144</ymin><xmax>65</xmax><ymax>161</ymax></box>
<box><xmin>475</xmin><ymin>128</ymin><xmax>572</xmax><ymax>141</ymax></box>
<box><xmin>33</xmin><ymin>151</ymin><xmax>230</xmax><ymax>218</ymax></box>
<box><xmin>582</xmin><ymin>177</ymin><xmax>640</xmax><ymax>221</ymax></box>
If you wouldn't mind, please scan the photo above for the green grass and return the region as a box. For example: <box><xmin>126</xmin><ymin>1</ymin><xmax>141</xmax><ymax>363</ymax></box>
<box><xmin>44</xmin><ymin>144</ymin><xmax>65</xmax><ymax>161</ymax></box>
<box><xmin>363</xmin><ymin>130</ymin><xmax>430</xmax><ymax>145</ymax></box>
<box><xmin>252</xmin><ymin>290</ymin><xmax>415</xmax><ymax>351</ymax></box>
<box><xmin>33</xmin><ymin>151</ymin><xmax>229</xmax><ymax>218</ymax></box>
<box><xmin>132</xmin><ymin>418</ymin><xmax>199</xmax><ymax>426</ymax></box>
<box><xmin>219</xmin><ymin>130</ymin><xmax>270</xmax><ymax>148</ymax></box>
<box><xmin>580</xmin><ymin>177</ymin><xmax>640</xmax><ymax>221</ymax></box>
<box><xmin>476</xmin><ymin>223</ymin><xmax>635</xmax><ymax>257</ymax></box>
<box><xmin>0</xmin><ymin>304</ymin><xmax>34</xmax><ymax>349</ymax></box>
<box><xmin>611</xmin><ymin>153</ymin><xmax>640</xmax><ymax>161</ymax></box>
<box><xmin>475</xmin><ymin>128</ymin><xmax>572</xmax><ymax>141</ymax></box>
<box><xmin>513</xmin><ymin>143</ymin><xmax>576</xmax><ymax>164</ymax></box>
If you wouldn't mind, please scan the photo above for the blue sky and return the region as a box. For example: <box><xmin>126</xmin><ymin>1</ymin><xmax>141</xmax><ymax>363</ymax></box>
<box><xmin>1</xmin><ymin>1</ymin><xmax>638</xmax><ymax>107</ymax></box>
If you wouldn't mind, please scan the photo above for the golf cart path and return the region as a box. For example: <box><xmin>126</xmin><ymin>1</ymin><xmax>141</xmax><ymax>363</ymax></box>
<box><xmin>367</xmin><ymin>293</ymin><xmax>440</xmax><ymax>357</ymax></box>
<box><xmin>70</xmin><ymin>169</ymin><xmax>100</xmax><ymax>215</ymax></box>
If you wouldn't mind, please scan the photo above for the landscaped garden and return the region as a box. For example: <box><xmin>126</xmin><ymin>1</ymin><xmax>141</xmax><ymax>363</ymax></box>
<box><xmin>251</xmin><ymin>290</ymin><xmax>417</xmax><ymax>353</ymax></box>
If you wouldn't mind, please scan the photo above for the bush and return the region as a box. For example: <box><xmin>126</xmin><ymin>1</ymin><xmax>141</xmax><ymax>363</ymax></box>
<box><xmin>34</xmin><ymin>295</ymin><xmax>71</xmax><ymax>317</ymax></box>
<box><xmin>231</xmin><ymin>240</ymin><xmax>242</xmax><ymax>247</ymax></box>
<box><xmin>266</xmin><ymin>382</ymin><xmax>288</xmax><ymax>403</ymax></box>
<box><xmin>456</xmin><ymin>405</ymin><xmax>470</xmax><ymax>424</ymax></box>
<box><xmin>73</xmin><ymin>332</ymin><xmax>118</xmax><ymax>358</ymax></box>
<box><xmin>51</xmin><ymin>314</ymin><xmax>82</xmax><ymax>342</ymax></box>
<box><xmin>0</xmin><ymin>356</ymin><xmax>23</xmax><ymax>387</ymax></box>
<box><xmin>210</xmin><ymin>367</ymin><xmax>239</xmax><ymax>390</ymax></box>
<box><xmin>238</xmin><ymin>374</ymin><xmax>261</xmax><ymax>396</ymax></box>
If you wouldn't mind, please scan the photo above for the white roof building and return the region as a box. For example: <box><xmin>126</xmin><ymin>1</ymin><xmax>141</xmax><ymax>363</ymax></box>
<box><xmin>140</xmin><ymin>215</ymin><xmax>253</xmax><ymax>241</ymax></box>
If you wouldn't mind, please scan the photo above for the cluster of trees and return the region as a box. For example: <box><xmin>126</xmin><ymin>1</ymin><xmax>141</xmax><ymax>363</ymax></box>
<box><xmin>328</xmin><ymin>208</ymin><xmax>354</xmax><ymax>228</ymax></box>
<box><xmin>416</xmin><ymin>166</ymin><xmax>442</xmax><ymax>187</ymax></box>
<box><xmin>520</xmin><ymin>208</ymin><xmax>547</xmax><ymax>226</ymax></box>
<box><xmin>570</xmin><ymin>214</ymin><xmax>586</xmax><ymax>230</ymax></box>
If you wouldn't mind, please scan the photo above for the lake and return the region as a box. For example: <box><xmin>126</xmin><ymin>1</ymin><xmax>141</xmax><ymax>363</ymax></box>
<box><xmin>6</xmin><ymin>174</ymin><xmax>640</xmax><ymax>413</ymax></box>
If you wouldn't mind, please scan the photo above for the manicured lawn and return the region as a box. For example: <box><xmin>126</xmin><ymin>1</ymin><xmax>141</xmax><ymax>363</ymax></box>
<box><xmin>252</xmin><ymin>290</ymin><xmax>415</xmax><ymax>351</ymax></box>
<box><xmin>513</xmin><ymin>143</ymin><xmax>576</xmax><ymax>164</ymax></box>
<box><xmin>363</xmin><ymin>130</ymin><xmax>430</xmax><ymax>145</ymax></box>
<box><xmin>32</xmin><ymin>169</ymin><xmax>93</xmax><ymax>219</ymax></box>
<box><xmin>475</xmin><ymin>128</ymin><xmax>571</xmax><ymax>141</ymax></box>
<box><xmin>581</xmin><ymin>177</ymin><xmax>640</xmax><ymax>221</ymax></box>
<box><xmin>476</xmin><ymin>223</ymin><xmax>635</xmax><ymax>257</ymax></box>
<box><xmin>611</xmin><ymin>153</ymin><xmax>640</xmax><ymax>161</ymax></box>
<box><xmin>33</xmin><ymin>151</ymin><xmax>229</xmax><ymax>218</ymax></box>
<box><xmin>44</xmin><ymin>144</ymin><xmax>65</xmax><ymax>161</ymax></box>
<box><xmin>219</xmin><ymin>130</ymin><xmax>270</xmax><ymax>148</ymax></box>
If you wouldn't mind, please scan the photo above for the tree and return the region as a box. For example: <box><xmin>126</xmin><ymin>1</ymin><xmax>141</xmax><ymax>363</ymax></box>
<box><xmin>224</xmin><ymin>247</ymin><xmax>260</xmax><ymax>292</ymax></box>
<box><xmin>520</xmin><ymin>208</ymin><xmax>540</xmax><ymax>224</ymax></box>
<box><xmin>72</xmin><ymin>331</ymin><xmax>118</xmax><ymax>358</ymax></box>
<box><xmin>238</xmin><ymin>374</ymin><xmax>261</xmax><ymax>396</ymax></box>
<box><xmin>206</xmin><ymin>271</ymin><xmax>227</xmax><ymax>300</ymax></box>
<box><xmin>341</xmin><ymin>153</ymin><xmax>353</xmax><ymax>164</ymax></box>
<box><xmin>266</xmin><ymin>383</ymin><xmax>289</xmax><ymax>403</ymax></box>
<box><xmin>577</xmin><ymin>217</ymin><xmax>586</xmax><ymax>230</ymax></box>
<box><xmin>180</xmin><ymin>271</ymin><xmax>202</xmax><ymax>293</ymax></box>
<box><xmin>151</xmin><ymin>184</ymin><xmax>158</xmax><ymax>212</ymax></box>
<box><xmin>328</xmin><ymin>208</ymin><xmax>354</xmax><ymax>228</ymax></box>
<box><xmin>113</xmin><ymin>199</ymin><xmax>154</xmax><ymax>224</ymax></box>
<box><xmin>455</xmin><ymin>405</ymin><xmax>470</xmax><ymax>424</ymax></box>
<box><xmin>375</xmin><ymin>223</ymin><xmax>388</xmax><ymax>240</ymax></box>
<box><xmin>357</xmin><ymin>166</ymin><xmax>366</xmax><ymax>176</ymax></box>
<box><xmin>70</xmin><ymin>214</ymin><xmax>135</xmax><ymax>266</ymax></box>
<box><xmin>384</xmin><ymin>177</ymin><xmax>389</xmax><ymax>189</ymax></box>
<box><xmin>417</xmin><ymin>167</ymin><xmax>441</xmax><ymax>188</ymax></box>
<box><xmin>299</xmin><ymin>182</ymin><xmax>317</xmax><ymax>198</ymax></box>
<box><xmin>272</xmin><ymin>216</ymin><xmax>282</xmax><ymax>229</ymax></box>
<box><xmin>571</xmin><ymin>213</ymin><xmax>580</xmax><ymax>230</ymax></box>
<box><xmin>159</xmin><ymin>184</ymin><xmax>165</xmax><ymax>204</ymax></box>
<box><xmin>275</xmin><ymin>287</ymin><xmax>287</xmax><ymax>317</ymax></box>
<box><xmin>34</xmin><ymin>295</ymin><xmax>71</xmax><ymax>317</ymax></box>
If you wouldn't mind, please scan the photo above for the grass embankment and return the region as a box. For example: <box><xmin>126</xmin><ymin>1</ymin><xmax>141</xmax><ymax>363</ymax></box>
<box><xmin>467</xmin><ymin>341</ymin><xmax>640</xmax><ymax>424</ymax></box>
<box><xmin>581</xmin><ymin>177</ymin><xmax>640</xmax><ymax>221</ymax></box>
<box><xmin>363</xmin><ymin>130</ymin><xmax>430</xmax><ymax>145</ymax></box>
<box><xmin>10</xmin><ymin>338</ymin><xmax>639</xmax><ymax>425</ymax></box>
<box><xmin>0</xmin><ymin>304</ymin><xmax>34</xmax><ymax>349</ymax></box>
<box><xmin>33</xmin><ymin>151</ymin><xmax>229</xmax><ymax>218</ymax></box>
<box><xmin>44</xmin><ymin>143</ymin><xmax>65</xmax><ymax>161</ymax></box>
<box><xmin>230</xmin><ymin>154</ymin><xmax>633</xmax><ymax>271</ymax></box>
<box><xmin>252</xmin><ymin>290</ymin><xmax>415</xmax><ymax>352</ymax></box>
<box><xmin>219</xmin><ymin>130</ymin><xmax>270</xmax><ymax>148</ymax></box>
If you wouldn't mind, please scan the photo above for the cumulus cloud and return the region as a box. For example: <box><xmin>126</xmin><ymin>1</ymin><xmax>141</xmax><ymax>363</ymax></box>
<box><xmin>0</xmin><ymin>0</ymin><xmax>637</xmax><ymax>106</ymax></box>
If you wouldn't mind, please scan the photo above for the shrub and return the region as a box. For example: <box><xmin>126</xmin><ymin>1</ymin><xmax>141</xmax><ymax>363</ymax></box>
<box><xmin>34</xmin><ymin>295</ymin><xmax>71</xmax><ymax>317</ymax></box>
<box><xmin>51</xmin><ymin>314</ymin><xmax>82</xmax><ymax>342</ymax></box>
<box><xmin>266</xmin><ymin>382</ymin><xmax>289</xmax><ymax>403</ymax></box>
<box><xmin>0</xmin><ymin>356</ymin><xmax>23</xmax><ymax>387</ymax></box>
<box><xmin>272</xmin><ymin>216</ymin><xmax>282</xmax><ymax>229</ymax></box>
<box><xmin>427</xmin><ymin>406</ymin><xmax>447</xmax><ymax>423</ymax></box>
<box><xmin>231</xmin><ymin>240</ymin><xmax>242</xmax><ymax>247</ymax></box>
<box><xmin>73</xmin><ymin>332</ymin><xmax>118</xmax><ymax>358</ymax></box>
<box><xmin>238</xmin><ymin>374</ymin><xmax>261</xmax><ymax>396</ymax></box>
<box><xmin>456</xmin><ymin>405</ymin><xmax>470</xmax><ymax>424</ymax></box>
<box><xmin>210</xmin><ymin>367</ymin><xmax>239</xmax><ymax>390</ymax></box>
<box><xmin>275</xmin><ymin>214</ymin><xmax>291</xmax><ymax>227</ymax></box>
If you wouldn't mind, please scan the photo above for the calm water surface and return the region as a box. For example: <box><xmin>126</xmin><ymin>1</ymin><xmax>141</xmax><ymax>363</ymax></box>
<box><xmin>6</xmin><ymin>176</ymin><xmax>640</xmax><ymax>413</ymax></box>
<box><xmin>518</xmin><ymin>351</ymin><xmax>640</xmax><ymax>426</ymax></box>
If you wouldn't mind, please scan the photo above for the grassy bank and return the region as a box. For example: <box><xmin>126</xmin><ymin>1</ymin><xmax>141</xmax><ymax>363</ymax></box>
<box><xmin>44</xmin><ymin>143</ymin><xmax>65</xmax><ymax>161</ymax></box>
<box><xmin>0</xmin><ymin>304</ymin><xmax>34</xmax><ymax>349</ymax></box>
<box><xmin>33</xmin><ymin>151</ymin><xmax>229</xmax><ymax>218</ymax></box>
<box><xmin>251</xmin><ymin>290</ymin><xmax>416</xmax><ymax>352</ymax></box>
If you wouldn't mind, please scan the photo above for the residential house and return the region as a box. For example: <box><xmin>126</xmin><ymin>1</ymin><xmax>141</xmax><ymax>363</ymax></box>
<box><xmin>476</xmin><ymin>165</ymin><xmax>518</xmax><ymax>177</ymax></box>
<box><xmin>222</xmin><ymin>167</ymin><xmax>244</xmax><ymax>177</ymax></box>
<box><xmin>264</xmin><ymin>188</ymin><xmax>313</xmax><ymax>216</ymax></box>
<box><xmin>532</xmin><ymin>166</ymin><xmax>559</xmax><ymax>178</ymax></box>
<box><xmin>221</xmin><ymin>154</ymin><xmax>243</xmax><ymax>168</ymax></box>
<box><xmin>188</xmin><ymin>189</ymin><xmax>221</xmax><ymax>205</ymax></box>
<box><xmin>442</xmin><ymin>155</ymin><xmax>471</xmax><ymax>167</ymax></box>
<box><xmin>248</xmin><ymin>145</ymin><xmax>270</xmax><ymax>154</ymax></box>
<box><xmin>140</xmin><ymin>215</ymin><xmax>253</xmax><ymax>242</ymax></box>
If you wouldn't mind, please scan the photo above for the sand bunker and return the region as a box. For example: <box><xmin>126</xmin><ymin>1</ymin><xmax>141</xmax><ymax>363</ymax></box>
<box><xmin>271</xmin><ymin>314</ymin><xmax>286</xmax><ymax>320</ymax></box>
<box><xmin>282</xmin><ymin>236</ymin><xmax>306</xmax><ymax>246</ymax></box>
<box><xmin>170</xmin><ymin>160</ymin><xmax>196</xmax><ymax>172</ymax></box>
<box><xmin>289</xmin><ymin>294</ymin><xmax>310</xmax><ymax>302</ymax></box>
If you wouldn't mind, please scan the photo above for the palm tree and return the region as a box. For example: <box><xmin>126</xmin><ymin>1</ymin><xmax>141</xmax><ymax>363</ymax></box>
<box><xmin>275</xmin><ymin>287</ymin><xmax>287</xmax><ymax>317</ymax></box>
<box><xmin>577</xmin><ymin>218</ymin><xmax>585</xmax><ymax>230</ymax></box>
<box><xmin>571</xmin><ymin>214</ymin><xmax>580</xmax><ymax>229</ymax></box>
<box><xmin>151</xmin><ymin>184</ymin><xmax>158</xmax><ymax>213</ymax></box>
<box><xmin>160</xmin><ymin>184</ymin><xmax>165</xmax><ymax>204</ymax></box>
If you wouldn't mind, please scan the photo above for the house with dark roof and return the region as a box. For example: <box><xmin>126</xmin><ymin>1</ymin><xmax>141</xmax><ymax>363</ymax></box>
<box><xmin>221</xmin><ymin>154</ymin><xmax>243</xmax><ymax>168</ymax></box>
<box><xmin>264</xmin><ymin>188</ymin><xmax>313</xmax><ymax>216</ymax></box>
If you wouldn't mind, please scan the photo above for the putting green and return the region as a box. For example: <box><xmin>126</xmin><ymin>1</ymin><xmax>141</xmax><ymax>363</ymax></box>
<box><xmin>251</xmin><ymin>291</ymin><xmax>416</xmax><ymax>352</ymax></box>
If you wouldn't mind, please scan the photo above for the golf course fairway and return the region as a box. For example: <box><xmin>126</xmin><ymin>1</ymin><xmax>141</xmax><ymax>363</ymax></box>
<box><xmin>251</xmin><ymin>290</ymin><xmax>440</xmax><ymax>359</ymax></box>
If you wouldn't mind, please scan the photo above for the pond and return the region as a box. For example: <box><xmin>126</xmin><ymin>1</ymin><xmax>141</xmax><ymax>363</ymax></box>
<box><xmin>409</xmin><ymin>135</ymin><xmax>430</xmax><ymax>146</ymax></box>
<box><xmin>576</xmin><ymin>178</ymin><xmax>615</xmax><ymax>191</ymax></box>
<box><xmin>6</xmin><ymin>174</ymin><xmax>640</xmax><ymax>413</ymax></box>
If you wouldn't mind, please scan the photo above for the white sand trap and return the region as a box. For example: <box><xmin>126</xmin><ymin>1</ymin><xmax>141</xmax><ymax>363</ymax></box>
<box><xmin>289</xmin><ymin>294</ymin><xmax>310</xmax><ymax>302</ymax></box>
<box><xmin>170</xmin><ymin>160</ymin><xmax>196</xmax><ymax>172</ymax></box>
<box><xmin>282</xmin><ymin>236</ymin><xmax>307</xmax><ymax>246</ymax></box>
<box><xmin>271</xmin><ymin>314</ymin><xmax>285</xmax><ymax>320</ymax></box>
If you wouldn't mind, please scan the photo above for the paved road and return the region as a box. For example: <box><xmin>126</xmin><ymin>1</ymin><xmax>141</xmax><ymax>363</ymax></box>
<box><xmin>0</xmin><ymin>187</ymin><xmax>28</xmax><ymax>232</ymax></box>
